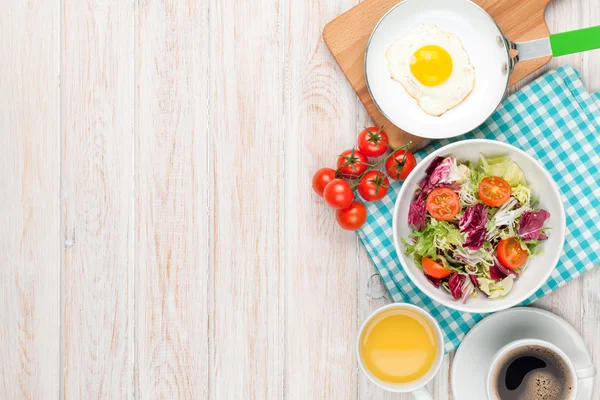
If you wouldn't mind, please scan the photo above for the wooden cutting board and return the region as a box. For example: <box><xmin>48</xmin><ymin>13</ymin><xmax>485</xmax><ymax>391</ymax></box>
<box><xmin>323</xmin><ymin>0</ymin><xmax>552</xmax><ymax>148</ymax></box>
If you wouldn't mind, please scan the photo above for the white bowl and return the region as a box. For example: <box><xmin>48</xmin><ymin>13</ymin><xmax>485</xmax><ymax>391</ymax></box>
<box><xmin>392</xmin><ymin>140</ymin><xmax>566</xmax><ymax>314</ymax></box>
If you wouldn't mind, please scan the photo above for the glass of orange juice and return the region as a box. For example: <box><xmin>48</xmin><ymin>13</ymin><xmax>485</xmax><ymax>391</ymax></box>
<box><xmin>357</xmin><ymin>303</ymin><xmax>444</xmax><ymax>398</ymax></box>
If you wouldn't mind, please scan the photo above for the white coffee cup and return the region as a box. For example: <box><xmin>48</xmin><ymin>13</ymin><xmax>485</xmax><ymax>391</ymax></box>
<box><xmin>486</xmin><ymin>338</ymin><xmax>597</xmax><ymax>400</ymax></box>
<box><xmin>356</xmin><ymin>303</ymin><xmax>445</xmax><ymax>400</ymax></box>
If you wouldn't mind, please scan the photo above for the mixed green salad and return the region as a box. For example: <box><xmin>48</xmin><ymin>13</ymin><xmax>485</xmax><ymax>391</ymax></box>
<box><xmin>403</xmin><ymin>155</ymin><xmax>551</xmax><ymax>302</ymax></box>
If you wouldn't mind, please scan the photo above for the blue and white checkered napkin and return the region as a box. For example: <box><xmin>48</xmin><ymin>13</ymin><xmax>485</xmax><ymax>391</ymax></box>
<box><xmin>357</xmin><ymin>65</ymin><xmax>600</xmax><ymax>353</ymax></box>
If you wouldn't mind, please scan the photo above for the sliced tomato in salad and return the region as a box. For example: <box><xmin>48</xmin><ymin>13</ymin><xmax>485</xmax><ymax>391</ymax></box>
<box><xmin>426</xmin><ymin>188</ymin><xmax>460</xmax><ymax>220</ymax></box>
<box><xmin>497</xmin><ymin>237</ymin><xmax>528</xmax><ymax>269</ymax></box>
<box><xmin>422</xmin><ymin>257</ymin><xmax>451</xmax><ymax>279</ymax></box>
<box><xmin>479</xmin><ymin>176</ymin><xmax>512</xmax><ymax>207</ymax></box>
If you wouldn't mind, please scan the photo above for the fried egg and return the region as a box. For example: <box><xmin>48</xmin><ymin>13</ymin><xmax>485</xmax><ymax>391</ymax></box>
<box><xmin>385</xmin><ymin>24</ymin><xmax>475</xmax><ymax>116</ymax></box>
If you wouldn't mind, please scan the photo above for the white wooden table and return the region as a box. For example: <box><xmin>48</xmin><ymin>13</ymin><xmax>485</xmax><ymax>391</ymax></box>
<box><xmin>1</xmin><ymin>0</ymin><xmax>598</xmax><ymax>398</ymax></box>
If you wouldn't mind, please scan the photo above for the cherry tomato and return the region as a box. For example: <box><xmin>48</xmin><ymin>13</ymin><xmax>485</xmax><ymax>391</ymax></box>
<box><xmin>422</xmin><ymin>257</ymin><xmax>451</xmax><ymax>279</ymax></box>
<box><xmin>323</xmin><ymin>178</ymin><xmax>354</xmax><ymax>209</ymax></box>
<box><xmin>358</xmin><ymin>171</ymin><xmax>389</xmax><ymax>202</ymax></box>
<box><xmin>357</xmin><ymin>126</ymin><xmax>389</xmax><ymax>158</ymax></box>
<box><xmin>385</xmin><ymin>150</ymin><xmax>416</xmax><ymax>181</ymax></box>
<box><xmin>337</xmin><ymin>149</ymin><xmax>368</xmax><ymax>177</ymax></box>
<box><xmin>336</xmin><ymin>201</ymin><xmax>367</xmax><ymax>231</ymax></box>
<box><xmin>312</xmin><ymin>168</ymin><xmax>336</xmax><ymax>197</ymax></box>
<box><xmin>479</xmin><ymin>176</ymin><xmax>512</xmax><ymax>207</ymax></box>
<box><xmin>497</xmin><ymin>238</ymin><xmax>528</xmax><ymax>269</ymax></box>
<box><xmin>426</xmin><ymin>188</ymin><xmax>460</xmax><ymax>220</ymax></box>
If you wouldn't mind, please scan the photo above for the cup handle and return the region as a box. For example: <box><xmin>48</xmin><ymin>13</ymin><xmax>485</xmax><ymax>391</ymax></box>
<box><xmin>411</xmin><ymin>387</ymin><xmax>433</xmax><ymax>400</ymax></box>
<box><xmin>576</xmin><ymin>364</ymin><xmax>597</xmax><ymax>380</ymax></box>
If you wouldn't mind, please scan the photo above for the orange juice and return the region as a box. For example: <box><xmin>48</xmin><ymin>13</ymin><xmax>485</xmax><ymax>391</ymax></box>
<box><xmin>359</xmin><ymin>308</ymin><xmax>438</xmax><ymax>383</ymax></box>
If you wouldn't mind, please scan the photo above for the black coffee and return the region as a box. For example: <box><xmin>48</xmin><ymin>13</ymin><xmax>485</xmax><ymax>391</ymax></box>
<box><xmin>490</xmin><ymin>345</ymin><xmax>573</xmax><ymax>400</ymax></box>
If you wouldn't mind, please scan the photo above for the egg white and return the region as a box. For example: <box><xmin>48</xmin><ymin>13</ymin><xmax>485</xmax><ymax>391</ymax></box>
<box><xmin>386</xmin><ymin>24</ymin><xmax>475</xmax><ymax>116</ymax></box>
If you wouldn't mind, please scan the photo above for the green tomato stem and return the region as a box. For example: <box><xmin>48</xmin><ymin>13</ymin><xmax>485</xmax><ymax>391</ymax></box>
<box><xmin>348</xmin><ymin>141</ymin><xmax>413</xmax><ymax>190</ymax></box>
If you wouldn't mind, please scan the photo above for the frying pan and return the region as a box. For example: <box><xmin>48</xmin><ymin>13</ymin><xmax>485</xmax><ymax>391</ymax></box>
<box><xmin>364</xmin><ymin>0</ymin><xmax>600</xmax><ymax>139</ymax></box>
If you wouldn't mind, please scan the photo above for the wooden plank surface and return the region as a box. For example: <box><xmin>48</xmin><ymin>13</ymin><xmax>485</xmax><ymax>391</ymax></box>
<box><xmin>135</xmin><ymin>0</ymin><xmax>210</xmax><ymax>398</ymax></box>
<box><xmin>0</xmin><ymin>0</ymin><xmax>598</xmax><ymax>398</ymax></box>
<box><xmin>0</xmin><ymin>1</ymin><xmax>60</xmax><ymax>398</ymax></box>
<box><xmin>284</xmin><ymin>0</ymin><xmax>360</xmax><ymax>398</ymax></box>
<box><xmin>61</xmin><ymin>0</ymin><xmax>134</xmax><ymax>397</ymax></box>
<box><xmin>209</xmin><ymin>0</ymin><xmax>284</xmax><ymax>398</ymax></box>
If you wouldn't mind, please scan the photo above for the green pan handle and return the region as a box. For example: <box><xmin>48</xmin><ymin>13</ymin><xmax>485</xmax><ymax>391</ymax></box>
<box><xmin>550</xmin><ymin>26</ymin><xmax>600</xmax><ymax>57</ymax></box>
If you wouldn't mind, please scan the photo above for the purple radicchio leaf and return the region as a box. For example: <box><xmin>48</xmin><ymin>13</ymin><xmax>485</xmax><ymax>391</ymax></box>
<box><xmin>518</xmin><ymin>210</ymin><xmax>551</xmax><ymax>241</ymax></box>
<box><xmin>425</xmin><ymin>156</ymin><xmax>444</xmax><ymax>175</ymax></box>
<box><xmin>426</xmin><ymin>159</ymin><xmax>451</xmax><ymax>189</ymax></box>
<box><xmin>490</xmin><ymin>260</ymin><xmax>519</xmax><ymax>281</ymax></box>
<box><xmin>461</xmin><ymin>279</ymin><xmax>475</xmax><ymax>303</ymax></box>
<box><xmin>459</xmin><ymin>204</ymin><xmax>487</xmax><ymax>232</ymax></box>
<box><xmin>448</xmin><ymin>273</ymin><xmax>466</xmax><ymax>300</ymax></box>
<box><xmin>456</xmin><ymin>254</ymin><xmax>474</xmax><ymax>266</ymax></box>
<box><xmin>489</xmin><ymin>263</ymin><xmax>507</xmax><ymax>281</ymax></box>
<box><xmin>460</xmin><ymin>204</ymin><xmax>488</xmax><ymax>251</ymax></box>
<box><xmin>419</xmin><ymin>156</ymin><xmax>451</xmax><ymax>192</ymax></box>
<box><xmin>463</xmin><ymin>229</ymin><xmax>487</xmax><ymax>251</ymax></box>
<box><xmin>425</xmin><ymin>274</ymin><xmax>441</xmax><ymax>288</ymax></box>
<box><xmin>504</xmin><ymin>263</ymin><xmax>519</xmax><ymax>278</ymax></box>
<box><xmin>408</xmin><ymin>192</ymin><xmax>427</xmax><ymax>231</ymax></box>
<box><xmin>437</xmin><ymin>182</ymin><xmax>462</xmax><ymax>192</ymax></box>
<box><xmin>499</xmin><ymin>260</ymin><xmax>519</xmax><ymax>278</ymax></box>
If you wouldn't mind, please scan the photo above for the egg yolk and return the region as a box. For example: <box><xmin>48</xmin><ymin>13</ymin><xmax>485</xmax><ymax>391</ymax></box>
<box><xmin>410</xmin><ymin>45</ymin><xmax>453</xmax><ymax>86</ymax></box>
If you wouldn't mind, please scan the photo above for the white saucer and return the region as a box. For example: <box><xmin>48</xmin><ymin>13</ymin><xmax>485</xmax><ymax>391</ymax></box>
<box><xmin>452</xmin><ymin>307</ymin><xmax>596</xmax><ymax>399</ymax></box>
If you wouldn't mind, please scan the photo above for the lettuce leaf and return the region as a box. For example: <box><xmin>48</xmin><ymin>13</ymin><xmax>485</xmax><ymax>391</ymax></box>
<box><xmin>512</xmin><ymin>184</ymin><xmax>532</xmax><ymax>207</ymax></box>
<box><xmin>403</xmin><ymin>219</ymin><xmax>464</xmax><ymax>260</ymax></box>
<box><xmin>477</xmin><ymin>275</ymin><xmax>515</xmax><ymax>298</ymax></box>
<box><xmin>454</xmin><ymin>242</ymin><xmax>495</xmax><ymax>268</ymax></box>
<box><xmin>433</xmin><ymin>220</ymin><xmax>464</xmax><ymax>251</ymax></box>
<box><xmin>458</xmin><ymin>166</ymin><xmax>484</xmax><ymax>207</ymax></box>
<box><xmin>526</xmin><ymin>239</ymin><xmax>545</xmax><ymax>256</ymax></box>
<box><xmin>487</xmin><ymin>198</ymin><xmax>528</xmax><ymax>240</ymax></box>
<box><xmin>502</xmin><ymin>162</ymin><xmax>527</xmax><ymax>187</ymax></box>
<box><xmin>478</xmin><ymin>154</ymin><xmax>526</xmax><ymax>187</ymax></box>
<box><xmin>449</xmin><ymin>161</ymin><xmax>470</xmax><ymax>184</ymax></box>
